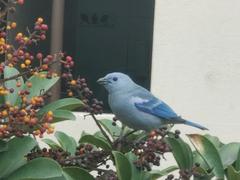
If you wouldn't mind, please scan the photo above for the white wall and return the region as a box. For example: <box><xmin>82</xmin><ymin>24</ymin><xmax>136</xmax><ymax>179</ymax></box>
<box><xmin>151</xmin><ymin>0</ymin><xmax>240</xmax><ymax>143</ymax></box>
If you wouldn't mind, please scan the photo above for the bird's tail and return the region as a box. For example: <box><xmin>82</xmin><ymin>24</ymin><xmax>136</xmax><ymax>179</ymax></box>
<box><xmin>183</xmin><ymin>119</ymin><xmax>208</xmax><ymax>130</ymax></box>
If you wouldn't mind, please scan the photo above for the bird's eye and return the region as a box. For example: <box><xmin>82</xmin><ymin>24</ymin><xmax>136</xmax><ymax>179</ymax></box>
<box><xmin>113</xmin><ymin>77</ymin><xmax>118</xmax><ymax>81</ymax></box>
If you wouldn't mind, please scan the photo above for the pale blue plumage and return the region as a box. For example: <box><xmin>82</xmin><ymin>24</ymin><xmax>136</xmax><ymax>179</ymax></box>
<box><xmin>97</xmin><ymin>72</ymin><xmax>208</xmax><ymax>131</ymax></box>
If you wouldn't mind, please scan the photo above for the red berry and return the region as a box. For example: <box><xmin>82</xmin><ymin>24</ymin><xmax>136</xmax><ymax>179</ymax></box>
<box><xmin>34</xmin><ymin>25</ymin><xmax>41</xmax><ymax>30</ymax></box>
<box><xmin>66</xmin><ymin>56</ymin><xmax>72</xmax><ymax>62</ymax></box>
<box><xmin>36</xmin><ymin>53</ymin><xmax>43</xmax><ymax>59</ymax></box>
<box><xmin>46</xmin><ymin>55</ymin><xmax>53</xmax><ymax>61</ymax></box>
<box><xmin>41</xmin><ymin>24</ymin><xmax>48</xmax><ymax>31</ymax></box>
<box><xmin>40</xmin><ymin>34</ymin><xmax>46</xmax><ymax>40</ymax></box>
<box><xmin>17</xmin><ymin>0</ymin><xmax>24</xmax><ymax>5</ymax></box>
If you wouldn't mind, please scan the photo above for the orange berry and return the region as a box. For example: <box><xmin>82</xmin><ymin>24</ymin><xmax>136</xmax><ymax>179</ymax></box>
<box><xmin>47</xmin><ymin>111</ymin><xmax>53</xmax><ymax>117</ymax></box>
<box><xmin>31</xmin><ymin>99</ymin><xmax>36</xmax><ymax>105</ymax></box>
<box><xmin>16</xmin><ymin>81</ymin><xmax>21</xmax><ymax>87</ymax></box>
<box><xmin>11</xmin><ymin>22</ymin><xmax>17</xmax><ymax>29</ymax></box>
<box><xmin>22</xmin><ymin>97</ymin><xmax>27</xmax><ymax>103</ymax></box>
<box><xmin>20</xmin><ymin>63</ymin><xmax>26</xmax><ymax>69</ymax></box>
<box><xmin>70</xmin><ymin>80</ymin><xmax>77</xmax><ymax>86</ymax></box>
<box><xmin>33</xmin><ymin>72</ymin><xmax>39</xmax><ymax>76</ymax></box>
<box><xmin>34</xmin><ymin>130</ymin><xmax>41</xmax><ymax>136</ymax></box>
<box><xmin>47</xmin><ymin>127</ymin><xmax>54</xmax><ymax>134</ymax></box>
<box><xmin>2</xmin><ymin>110</ymin><xmax>8</xmax><ymax>117</ymax></box>
<box><xmin>43</xmin><ymin>123</ymin><xmax>49</xmax><ymax>129</ymax></box>
<box><xmin>25</xmin><ymin>59</ymin><xmax>31</xmax><ymax>65</ymax></box>
<box><xmin>23</xmin><ymin>37</ymin><xmax>29</xmax><ymax>43</ymax></box>
<box><xmin>8</xmin><ymin>63</ymin><xmax>13</xmax><ymax>67</ymax></box>
<box><xmin>24</xmin><ymin>116</ymin><xmax>30</xmax><ymax>123</ymax></box>
<box><xmin>26</xmin><ymin>81</ymin><xmax>32</xmax><ymax>88</ymax></box>
<box><xmin>16</xmin><ymin>32</ymin><xmax>23</xmax><ymax>38</ymax></box>
<box><xmin>42</xmin><ymin>64</ymin><xmax>48</xmax><ymax>70</ymax></box>
<box><xmin>68</xmin><ymin>91</ymin><xmax>73</xmax><ymax>97</ymax></box>
<box><xmin>37</xmin><ymin>17</ymin><xmax>44</xmax><ymax>24</ymax></box>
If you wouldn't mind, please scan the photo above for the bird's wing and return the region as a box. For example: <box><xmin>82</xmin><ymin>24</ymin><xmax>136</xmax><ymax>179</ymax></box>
<box><xmin>132</xmin><ymin>87</ymin><xmax>179</xmax><ymax>120</ymax></box>
<box><xmin>135</xmin><ymin>98</ymin><xmax>178</xmax><ymax>119</ymax></box>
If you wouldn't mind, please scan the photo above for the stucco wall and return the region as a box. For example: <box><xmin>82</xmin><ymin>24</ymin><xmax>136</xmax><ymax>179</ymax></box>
<box><xmin>151</xmin><ymin>0</ymin><xmax>240</xmax><ymax>142</ymax></box>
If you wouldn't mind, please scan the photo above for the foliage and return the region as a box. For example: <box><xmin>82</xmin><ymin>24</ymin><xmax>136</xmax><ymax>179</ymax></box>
<box><xmin>0</xmin><ymin>1</ymin><xmax>240</xmax><ymax>180</ymax></box>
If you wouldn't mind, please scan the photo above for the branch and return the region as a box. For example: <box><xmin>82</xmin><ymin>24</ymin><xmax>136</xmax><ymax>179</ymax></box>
<box><xmin>90</xmin><ymin>113</ymin><xmax>113</xmax><ymax>146</ymax></box>
<box><xmin>0</xmin><ymin>68</ymin><xmax>33</xmax><ymax>84</ymax></box>
<box><xmin>0</xmin><ymin>53</ymin><xmax>63</xmax><ymax>84</ymax></box>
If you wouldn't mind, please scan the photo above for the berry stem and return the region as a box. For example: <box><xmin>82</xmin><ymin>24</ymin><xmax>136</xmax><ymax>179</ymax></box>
<box><xmin>91</xmin><ymin>113</ymin><xmax>113</xmax><ymax>146</ymax></box>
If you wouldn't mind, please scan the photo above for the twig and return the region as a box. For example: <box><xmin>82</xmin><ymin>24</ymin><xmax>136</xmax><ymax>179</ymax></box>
<box><xmin>90</xmin><ymin>113</ymin><xmax>112</xmax><ymax>146</ymax></box>
<box><xmin>0</xmin><ymin>69</ymin><xmax>32</xmax><ymax>84</ymax></box>
<box><xmin>0</xmin><ymin>53</ymin><xmax>62</xmax><ymax>84</ymax></box>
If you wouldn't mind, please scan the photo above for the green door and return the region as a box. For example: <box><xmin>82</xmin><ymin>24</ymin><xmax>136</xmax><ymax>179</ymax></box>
<box><xmin>64</xmin><ymin>0</ymin><xmax>155</xmax><ymax>110</ymax></box>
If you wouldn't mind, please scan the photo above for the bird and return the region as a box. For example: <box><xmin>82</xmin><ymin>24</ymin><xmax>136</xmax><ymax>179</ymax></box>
<box><xmin>97</xmin><ymin>72</ymin><xmax>208</xmax><ymax>131</ymax></box>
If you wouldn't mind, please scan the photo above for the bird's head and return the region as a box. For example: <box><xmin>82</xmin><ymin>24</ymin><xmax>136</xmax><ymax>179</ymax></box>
<box><xmin>97</xmin><ymin>72</ymin><xmax>135</xmax><ymax>94</ymax></box>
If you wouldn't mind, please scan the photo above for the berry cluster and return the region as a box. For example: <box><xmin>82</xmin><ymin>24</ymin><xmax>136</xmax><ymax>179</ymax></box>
<box><xmin>96</xmin><ymin>170</ymin><xmax>118</xmax><ymax>180</ymax></box>
<box><xmin>71</xmin><ymin>144</ymin><xmax>108</xmax><ymax>168</ymax></box>
<box><xmin>133</xmin><ymin>128</ymin><xmax>172</xmax><ymax>171</ymax></box>
<box><xmin>0</xmin><ymin>3</ymin><xmax>77</xmax><ymax>139</ymax></box>
<box><xmin>61</xmin><ymin>70</ymin><xmax>104</xmax><ymax>114</ymax></box>
<box><xmin>26</xmin><ymin>143</ymin><xmax>109</xmax><ymax>171</ymax></box>
<box><xmin>26</xmin><ymin>147</ymin><xmax>69</xmax><ymax>163</ymax></box>
<box><xmin>2</xmin><ymin>18</ymin><xmax>48</xmax><ymax>69</ymax></box>
<box><xmin>0</xmin><ymin>99</ymin><xmax>55</xmax><ymax>138</ymax></box>
<box><xmin>165</xmin><ymin>162</ymin><xmax>212</xmax><ymax>180</ymax></box>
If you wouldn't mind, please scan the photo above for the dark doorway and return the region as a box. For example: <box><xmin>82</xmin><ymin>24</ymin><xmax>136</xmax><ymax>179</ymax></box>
<box><xmin>64</xmin><ymin>0</ymin><xmax>155</xmax><ymax>111</ymax></box>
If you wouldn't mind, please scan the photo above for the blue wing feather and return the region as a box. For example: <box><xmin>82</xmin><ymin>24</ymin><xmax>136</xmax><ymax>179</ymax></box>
<box><xmin>135</xmin><ymin>99</ymin><xmax>178</xmax><ymax>120</ymax></box>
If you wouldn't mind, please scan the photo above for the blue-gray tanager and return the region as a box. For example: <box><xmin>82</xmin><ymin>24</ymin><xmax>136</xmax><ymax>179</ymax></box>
<box><xmin>97</xmin><ymin>72</ymin><xmax>208</xmax><ymax>131</ymax></box>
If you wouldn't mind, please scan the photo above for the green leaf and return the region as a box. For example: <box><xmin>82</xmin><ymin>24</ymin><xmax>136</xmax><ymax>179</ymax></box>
<box><xmin>204</xmin><ymin>134</ymin><xmax>224</xmax><ymax>149</ymax></box>
<box><xmin>193</xmin><ymin>151</ymin><xmax>210</xmax><ymax>170</ymax></box>
<box><xmin>42</xmin><ymin>139</ymin><xmax>61</xmax><ymax>149</ymax></box>
<box><xmin>125</xmin><ymin>152</ymin><xmax>177</xmax><ymax>180</ymax></box>
<box><xmin>112</xmin><ymin>151</ymin><xmax>132</xmax><ymax>180</ymax></box>
<box><xmin>0</xmin><ymin>94</ymin><xmax>4</xmax><ymax>104</ymax></box>
<box><xmin>148</xmin><ymin>166</ymin><xmax>179</xmax><ymax>179</ymax></box>
<box><xmin>188</xmin><ymin>134</ymin><xmax>225</xmax><ymax>179</ymax></box>
<box><xmin>165</xmin><ymin>137</ymin><xmax>193</xmax><ymax>170</ymax></box>
<box><xmin>16</xmin><ymin>72</ymin><xmax>59</xmax><ymax>105</ymax></box>
<box><xmin>125</xmin><ymin>152</ymin><xmax>146</xmax><ymax>180</ymax></box>
<box><xmin>79</xmin><ymin>134</ymin><xmax>111</xmax><ymax>151</ymax></box>
<box><xmin>52</xmin><ymin>109</ymin><xmax>76</xmax><ymax>123</ymax></box>
<box><xmin>55</xmin><ymin>131</ymin><xmax>77</xmax><ymax>155</ymax></box>
<box><xmin>235</xmin><ymin>147</ymin><xmax>240</xmax><ymax>171</ymax></box>
<box><xmin>0</xmin><ymin>140</ymin><xmax>8</xmax><ymax>152</ymax></box>
<box><xmin>193</xmin><ymin>166</ymin><xmax>213</xmax><ymax>180</ymax></box>
<box><xmin>4</xmin><ymin>66</ymin><xmax>24</xmax><ymax>105</ymax></box>
<box><xmin>0</xmin><ymin>136</ymin><xmax>37</xmax><ymax>178</ymax></box>
<box><xmin>94</xmin><ymin>131</ymin><xmax>109</xmax><ymax>141</ymax></box>
<box><xmin>219</xmin><ymin>142</ymin><xmax>240</xmax><ymax>168</ymax></box>
<box><xmin>37</xmin><ymin>98</ymin><xmax>84</xmax><ymax>116</ymax></box>
<box><xmin>62</xmin><ymin>167</ymin><xmax>94</xmax><ymax>180</ymax></box>
<box><xmin>99</xmin><ymin>119</ymin><xmax>121</xmax><ymax>139</ymax></box>
<box><xmin>227</xmin><ymin>165</ymin><xmax>240</xmax><ymax>180</ymax></box>
<box><xmin>6</xmin><ymin>158</ymin><xmax>63</xmax><ymax>180</ymax></box>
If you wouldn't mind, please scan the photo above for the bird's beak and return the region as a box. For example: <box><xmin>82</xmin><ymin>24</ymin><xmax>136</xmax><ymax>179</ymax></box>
<box><xmin>97</xmin><ymin>77</ymin><xmax>107</xmax><ymax>85</ymax></box>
